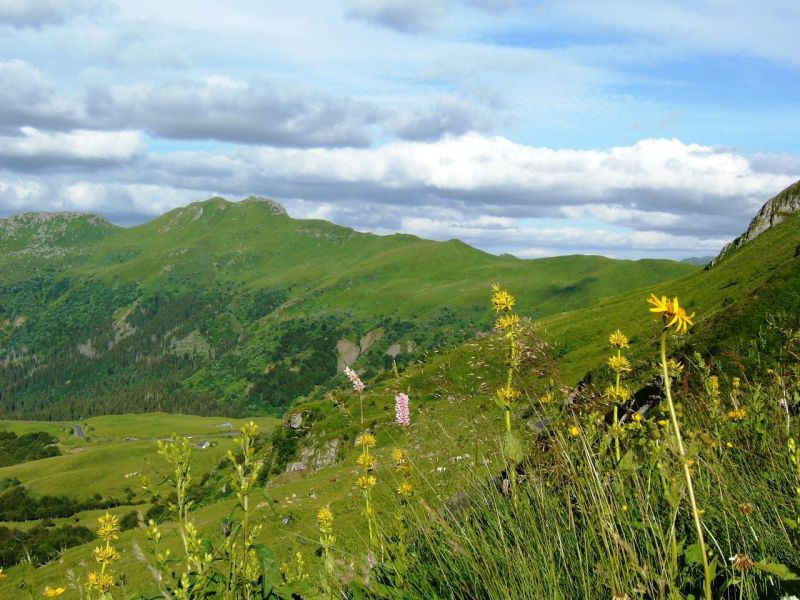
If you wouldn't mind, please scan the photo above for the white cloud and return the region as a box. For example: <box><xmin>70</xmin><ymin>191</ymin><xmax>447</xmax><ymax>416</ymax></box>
<box><xmin>0</xmin><ymin>127</ymin><xmax>144</xmax><ymax>167</ymax></box>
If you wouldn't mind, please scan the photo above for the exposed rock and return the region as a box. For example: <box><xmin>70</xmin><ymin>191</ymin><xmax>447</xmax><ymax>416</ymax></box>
<box><xmin>289</xmin><ymin>413</ymin><xmax>303</xmax><ymax>429</ymax></box>
<box><xmin>336</xmin><ymin>339</ymin><xmax>360</xmax><ymax>371</ymax></box>
<box><xmin>77</xmin><ymin>338</ymin><xmax>97</xmax><ymax>359</ymax></box>
<box><xmin>298</xmin><ymin>439</ymin><xmax>340</xmax><ymax>470</ymax></box>
<box><xmin>360</xmin><ymin>329</ymin><xmax>383</xmax><ymax>353</ymax></box>
<box><xmin>385</xmin><ymin>343</ymin><xmax>401</xmax><ymax>358</ymax></box>
<box><xmin>286</xmin><ymin>461</ymin><xmax>307</xmax><ymax>473</ymax></box>
<box><xmin>406</xmin><ymin>340</ymin><xmax>415</xmax><ymax>353</ymax></box>
<box><xmin>169</xmin><ymin>330</ymin><xmax>213</xmax><ymax>359</ymax></box>
<box><xmin>708</xmin><ymin>179</ymin><xmax>800</xmax><ymax>268</ymax></box>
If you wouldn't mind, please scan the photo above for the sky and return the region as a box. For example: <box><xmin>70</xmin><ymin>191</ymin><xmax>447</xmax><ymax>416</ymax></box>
<box><xmin>0</xmin><ymin>1</ymin><xmax>799</xmax><ymax>259</ymax></box>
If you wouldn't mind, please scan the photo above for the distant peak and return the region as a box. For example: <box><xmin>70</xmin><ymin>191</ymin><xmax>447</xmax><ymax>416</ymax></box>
<box><xmin>239</xmin><ymin>196</ymin><xmax>288</xmax><ymax>216</ymax></box>
<box><xmin>1</xmin><ymin>211</ymin><xmax>111</xmax><ymax>231</ymax></box>
<box><xmin>708</xmin><ymin>179</ymin><xmax>800</xmax><ymax>268</ymax></box>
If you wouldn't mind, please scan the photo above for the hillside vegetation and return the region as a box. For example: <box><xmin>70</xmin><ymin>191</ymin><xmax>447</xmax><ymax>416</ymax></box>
<box><xmin>0</xmin><ymin>197</ymin><xmax>695</xmax><ymax>419</ymax></box>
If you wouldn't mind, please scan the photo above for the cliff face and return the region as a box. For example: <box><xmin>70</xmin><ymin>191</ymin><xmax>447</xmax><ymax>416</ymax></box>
<box><xmin>708</xmin><ymin>180</ymin><xmax>800</xmax><ymax>268</ymax></box>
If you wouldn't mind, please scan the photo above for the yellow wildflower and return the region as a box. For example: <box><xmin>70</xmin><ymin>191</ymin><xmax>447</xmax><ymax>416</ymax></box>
<box><xmin>608</xmin><ymin>330</ymin><xmax>629</xmax><ymax>348</ymax></box>
<box><xmin>667</xmin><ymin>358</ymin><xmax>684</xmax><ymax>375</ymax></box>
<box><xmin>647</xmin><ymin>294</ymin><xmax>695</xmax><ymax>334</ymax></box>
<box><xmin>604</xmin><ymin>385</ymin><xmax>631</xmax><ymax>402</ymax></box>
<box><xmin>43</xmin><ymin>586</ymin><xmax>66</xmax><ymax>597</ymax></box>
<box><xmin>356</xmin><ymin>453</ymin><xmax>377</xmax><ymax>469</ymax></box>
<box><xmin>87</xmin><ymin>571</ymin><xmax>115</xmax><ymax>592</ymax></box>
<box><xmin>738</xmin><ymin>502</ymin><xmax>754</xmax><ymax>515</ymax></box>
<box><xmin>391</xmin><ymin>448</ymin><xmax>405</xmax><ymax>463</ymax></box>
<box><xmin>495</xmin><ymin>313</ymin><xmax>520</xmax><ymax>331</ymax></box>
<box><xmin>727</xmin><ymin>408</ymin><xmax>747</xmax><ymax>421</ymax></box>
<box><xmin>632</xmin><ymin>413</ymin><xmax>643</xmax><ymax>423</ymax></box>
<box><xmin>496</xmin><ymin>387</ymin><xmax>520</xmax><ymax>402</ymax></box>
<box><xmin>356</xmin><ymin>475</ymin><xmax>377</xmax><ymax>489</ymax></box>
<box><xmin>355</xmin><ymin>432</ymin><xmax>376</xmax><ymax>448</ymax></box>
<box><xmin>658</xmin><ymin>419</ymin><xmax>669</xmax><ymax>427</ymax></box>
<box><xmin>0</xmin><ymin>566</ymin><xmax>5</xmax><ymax>580</ymax></box>
<box><xmin>317</xmin><ymin>506</ymin><xmax>334</xmax><ymax>533</ymax></box>
<box><xmin>607</xmin><ymin>355</ymin><xmax>632</xmax><ymax>373</ymax></box>
<box><xmin>621</xmin><ymin>504</ymin><xmax>628</xmax><ymax>513</ymax></box>
<box><xmin>732</xmin><ymin>377</ymin><xmax>741</xmax><ymax>389</ymax></box>
<box><xmin>726</xmin><ymin>441</ymin><xmax>733</xmax><ymax>448</ymax></box>
<box><xmin>397</xmin><ymin>482</ymin><xmax>414</xmax><ymax>497</ymax></box>
<box><xmin>94</xmin><ymin>544</ymin><xmax>120</xmax><ymax>564</ymax></box>
<box><xmin>539</xmin><ymin>391</ymin><xmax>553</xmax><ymax>404</ymax></box>
<box><xmin>568</xmin><ymin>425</ymin><xmax>580</xmax><ymax>438</ymax></box>
<box><xmin>490</xmin><ymin>284</ymin><xmax>516</xmax><ymax>312</ymax></box>
<box><xmin>708</xmin><ymin>375</ymin><xmax>720</xmax><ymax>397</ymax></box>
<box><xmin>97</xmin><ymin>512</ymin><xmax>119</xmax><ymax>540</ymax></box>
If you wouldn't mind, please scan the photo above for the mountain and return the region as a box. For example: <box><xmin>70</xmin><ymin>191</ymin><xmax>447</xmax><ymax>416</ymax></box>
<box><xmin>0</xmin><ymin>197</ymin><xmax>696</xmax><ymax>420</ymax></box>
<box><xmin>708</xmin><ymin>179</ymin><xmax>800</xmax><ymax>268</ymax></box>
<box><xmin>537</xmin><ymin>179</ymin><xmax>800</xmax><ymax>381</ymax></box>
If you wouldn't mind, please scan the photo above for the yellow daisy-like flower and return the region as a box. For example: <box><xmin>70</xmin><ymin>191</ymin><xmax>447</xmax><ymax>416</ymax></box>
<box><xmin>355</xmin><ymin>453</ymin><xmax>377</xmax><ymax>469</ymax></box>
<box><xmin>490</xmin><ymin>284</ymin><xmax>516</xmax><ymax>313</ymax></box>
<box><xmin>568</xmin><ymin>425</ymin><xmax>580</xmax><ymax>438</ymax></box>
<box><xmin>43</xmin><ymin>586</ymin><xmax>66</xmax><ymax>597</ymax></box>
<box><xmin>539</xmin><ymin>391</ymin><xmax>553</xmax><ymax>404</ymax></box>
<box><xmin>87</xmin><ymin>571</ymin><xmax>115</xmax><ymax>592</ymax></box>
<box><xmin>355</xmin><ymin>432</ymin><xmax>376</xmax><ymax>448</ymax></box>
<box><xmin>604</xmin><ymin>385</ymin><xmax>631</xmax><ymax>402</ymax></box>
<box><xmin>608</xmin><ymin>330</ymin><xmax>629</xmax><ymax>348</ymax></box>
<box><xmin>632</xmin><ymin>413</ymin><xmax>643</xmax><ymax>423</ymax></box>
<box><xmin>397</xmin><ymin>482</ymin><xmax>414</xmax><ymax>497</ymax></box>
<box><xmin>495</xmin><ymin>313</ymin><xmax>520</xmax><ymax>331</ymax></box>
<box><xmin>647</xmin><ymin>294</ymin><xmax>695</xmax><ymax>335</ymax></box>
<box><xmin>495</xmin><ymin>387</ymin><xmax>520</xmax><ymax>402</ymax></box>
<box><xmin>317</xmin><ymin>506</ymin><xmax>334</xmax><ymax>531</ymax></box>
<box><xmin>356</xmin><ymin>475</ymin><xmax>377</xmax><ymax>489</ymax></box>
<box><xmin>94</xmin><ymin>544</ymin><xmax>120</xmax><ymax>564</ymax></box>
<box><xmin>727</xmin><ymin>408</ymin><xmax>747</xmax><ymax>421</ymax></box>
<box><xmin>97</xmin><ymin>512</ymin><xmax>119</xmax><ymax>540</ymax></box>
<box><xmin>391</xmin><ymin>448</ymin><xmax>405</xmax><ymax>463</ymax></box>
<box><xmin>607</xmin><ymin>355</ymin><xmax>632</xmax><ymax>373</ymax></box>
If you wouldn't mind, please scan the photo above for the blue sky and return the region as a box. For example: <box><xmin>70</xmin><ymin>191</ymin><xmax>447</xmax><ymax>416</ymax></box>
<box><xmin>0</xmin><ymin>0</ymin><xmax>798</xmax><ymax>258</ymax></box>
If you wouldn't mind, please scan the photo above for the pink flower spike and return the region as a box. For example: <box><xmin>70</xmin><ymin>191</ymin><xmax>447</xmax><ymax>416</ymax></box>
<box><xmin>343</xmin><ymin>366</ymin><xmax>365</xmax><ymax>392</ymax></box>
<box><xmin>395</xmin><ymin>393</ymin><xmax>410</xmax><ymax>427</ymax></box>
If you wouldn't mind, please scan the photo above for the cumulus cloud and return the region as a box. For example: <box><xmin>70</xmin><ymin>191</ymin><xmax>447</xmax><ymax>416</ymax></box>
<box><xmin>0</xmin><ymin>60</ymin><xmax>82</xmax><ymax>132</ymax></box>
<box><xmin>3</xmin><ymin>134</ymin><xmax>793</xmax><ymax>259</ymax></box>
<box><xmin>83</xmin><ymin>75</ymin><xmax>382</xmax><ymax>148</ymax></box>
<box><xmin>0</xmin><ymin>0</ymin><xmax>112</xmax><ymax>29</ymax></box>
<box><xmin>387</xmin><ymin>97</ymin><xmax>494</xmax><ymax>141</ymax></box>
<box><xmin>0</xmin><ymin>127</ymin><xmax>144</xmax><ymax>170</ymax></box>
<box><xmin>343</xmin><ymin>0</ymin><xmax>447</xmax><ymax>33</ymax></box>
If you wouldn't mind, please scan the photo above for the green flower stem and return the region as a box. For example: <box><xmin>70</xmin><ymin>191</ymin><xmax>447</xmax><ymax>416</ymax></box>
<box><xmin>660</xmin><ymin>331</ymin><xmax>711</xmax><ymax>600</ymax></box>
<box><xmin>505</xmin><ymin>327</ymin><xmax>519</xmax><ymax>509</ymax></box>
<box><xmin>614</xmin><ymin>350</ymin><xmax>621</xmax><ymax>463</ymax></box>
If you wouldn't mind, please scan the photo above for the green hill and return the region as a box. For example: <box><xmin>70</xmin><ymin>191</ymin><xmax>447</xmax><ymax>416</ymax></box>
<box><xmin>0</xmin><ymin>197</ymin><xmax>695</xmax><ymax>419</ymax></box>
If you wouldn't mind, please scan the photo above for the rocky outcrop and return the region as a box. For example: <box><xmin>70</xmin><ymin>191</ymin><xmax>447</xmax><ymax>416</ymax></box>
<box><xmin>708</xmin><ymin>180</ymin><xmax>800</xmax><ymax>268</ymax></box>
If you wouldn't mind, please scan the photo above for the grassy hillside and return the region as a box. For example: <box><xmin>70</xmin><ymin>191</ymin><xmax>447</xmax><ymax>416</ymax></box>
<box><xmin>0</xmin><ymin>197</ymin><xmax>695</xmax><ymax>419</ymax></box>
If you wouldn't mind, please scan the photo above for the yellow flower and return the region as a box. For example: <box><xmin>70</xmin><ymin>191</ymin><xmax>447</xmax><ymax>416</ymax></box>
<box><xmin>539</xmin><ymin>391</ymin><xmax>553</xmax><ymax>404</ymax></box>
<box><xmin>94</xmin><ymin>544</ymin><xmax>120</xmax><ymax>564</ymax></box>
<box><xmin>490</xmin><ymin>284</ymin><xmax>516</xmax><ymax>312</ymax></box>
<box><xmin>732</xmin><ymin>377</ymin><xmax>741</xmax><ymax>389</ymax></box>
<box><xmin>726</xmin><ymin>441</ymin><xmax>733</xmax><ymax>448</ymax></box>
<box><xmin>43</xmin><ymin>586</ymin><xmax>66</xmax><ymax>597</ymax></box>
<box><xmin>604</xmin><ymin>385</ymin><xmax>631</xmax><ymax>402</ymax></box>
<box><xmin>355</xmin><ymin>432</ymin><xmax>376</xmax><ymax>448</ymax></box>
<box><xmin>391</xmin><ymin>448</ymin><xmax>405</xmax><ymax>463</ymax></box>
<box><xmin>317</xmin><ymin>506</ymin><xmax>334</xmax><ymax>533</ymax></box>
<box><xmin>87</xmin><ymin>571</ymin><xmax>115</xmax><ymax>592</ymax></box>
<box><xmin>356</xmin><ymin>475</ymin><xmax>377</xmax><ymax>489</ymax></box>
<box><xmin>727</xmin><ymin>408</ymin><xmax>747</xmax><ymax>421</ymax></box>
<box><xmin>568</xmin><ymin>425</ymin><xmax>580</xmax><ymax>438</ymax></box>
<box><xmin>607</xmin><ymin>355</ymin><xmax>632</xmax><ymax>373</ymax></box>
<box><xmin>647</xmin><ymin>294</ymin><xmax>695</xmax><ymax>334</ymax></box>
<box><xmin>667</xmin><ymin>358</ymin><xmax>684</xmax><ymax>375</ymax></box>
<box><xmin>496</xmin><ymin>387</ymin><xmax>520</xmax><ymax>402</ymax></box>
<box><xmin>97</xmin><ymin>512</ymin><xmax>119</xmax><ymax>540</ymax></box>
<box><xmin>495</xmin><ymin>313</ymin><xmax>520</xmax><ymax>331</ymax></box>
<box><xmin>658</xmin><ymin>419</ymin><xmax>669</xmax><ymax>427</ymax></box>
<box><xmin>708</xmin><ymin>375</ymin><xmax>720</xmax><ymax>397</ymax></box>
<box><xmin>620</xmin><ymin>504</ymin><xmax>628</xmax><ymax>513</ymax></box>
<box><xmin>608</xmin><ymin>330</ymin><xmax>629</xmax><ymax>348</ymax></box>
<box><xmin>356</xmin><ymin>453</ymin><xmax>377</xmax><ymax>469</ymax></box>
<box><xmin>397</xmin><ymin>482</ymin><xmax>414</xmax><ymax>497</ymax></box>
<box><xmin>632</xmin><ymin>413</ymin><xmax>643</xmax><ymax>423</ymax></box>
<box><xmin>0</xmin><ymin>566</ymin><xmax>5</xmax><ymax>580</ymax></box>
